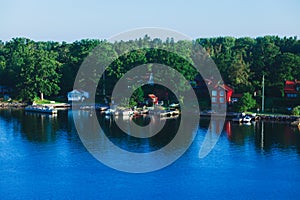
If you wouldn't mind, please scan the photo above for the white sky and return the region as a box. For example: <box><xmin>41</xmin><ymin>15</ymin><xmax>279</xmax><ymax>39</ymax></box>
<box><xmin>1</xmin><ymin>0</ymin><xmax>300</xmax><ymax>42</ymax></box>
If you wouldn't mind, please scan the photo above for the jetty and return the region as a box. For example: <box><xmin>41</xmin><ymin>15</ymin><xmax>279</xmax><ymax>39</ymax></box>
<box><xmin>160</xmin><ymin>110</ymin><xmax>180</xmax><ymax>117</ymax></box>
<box><xmin>229</xmin><ymin>112</ymin><xmax>300</xmax><ymax>124</ymax></box>
<box><xmin>80</xmin><ymin>105</ymin><xmax>108</xmax><ymax>111</ymax></box>
<box><xmin>147</xmin><ymin>108</ymin><xmax>180</xmax><ymax>117</ymax></box>
<box><xmin>40</xmin><ymin>103</ymin><xmax>70</xmax><ymax>109</ymax></box>
<box><xmin>200</xmin><ymin>111</ymin><xmax>236</xmax><ymax>118</ymax></box>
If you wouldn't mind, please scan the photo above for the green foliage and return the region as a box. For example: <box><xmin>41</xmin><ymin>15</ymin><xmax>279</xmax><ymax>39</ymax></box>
<box><xmin>131</xmin><ymin>87</ymin><xmax>144</xmax><ymax>104</ymax></box>
<box><xmin>33</xmin><ymin>98</ymin><xmax>51</xmax><ymax>105</ymax></box>
<box><xmin>292</xmin><ymin>106</ymin><xmax>300</xmax><ymax>115</ymax></box>
<box><xmin>200</xmin><ymin>36</ymin><xmax>300</xmax><ymax>94</ymax></box>
<box><xmin>235</xmin><ymin>92</ymin><xmax>256</xmax><ymax>112</ymax></box>
<box><xmin>117</xmin><ymin>87</ymin><xmax>145</xmax><ymax>108</ymax></box>
<box><xmin>0</xmin><ymin>36</ymin><xmax>300</xmax><ymax>104</ymax></box>
<box><xmin>33</xmin><ymin>98</ymin><xmax>64</xmax><ymax>105</ymax></box>
<box><xmin>18</xmin><ymin>46</ymin><xmax>61</xmax><ymax>101</ymax></box>
<box><xmin>118</xmin><ymin>97</ymin><xmax>137</xmax><ymax>108</ymax></box>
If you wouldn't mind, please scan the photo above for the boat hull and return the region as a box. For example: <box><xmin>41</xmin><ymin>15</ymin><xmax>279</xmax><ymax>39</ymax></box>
<box><xmin>25</xmin><ymin>106</ymin><xmax>58</xmax><ymax>114</ymax></box>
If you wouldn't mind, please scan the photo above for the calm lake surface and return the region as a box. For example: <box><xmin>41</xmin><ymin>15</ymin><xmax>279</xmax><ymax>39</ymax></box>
<box><xmin>1</xmin><ymin>109</ymin><xmax>300</xmax><ymax>199</ymax></box>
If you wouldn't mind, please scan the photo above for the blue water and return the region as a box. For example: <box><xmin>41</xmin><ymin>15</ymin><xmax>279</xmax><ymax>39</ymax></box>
<box><xmin>1</xmin><ymin>109</ymin><xmax>300</xmax><ymax>199</ymax></box>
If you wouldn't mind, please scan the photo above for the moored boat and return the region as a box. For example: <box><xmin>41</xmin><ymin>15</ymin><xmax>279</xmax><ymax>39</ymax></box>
<box><xmin>232</xmin><ymin>113</ymin><xmax>256</xmax><ymax>124</ymax></box>
<box><xmin>25</xmin><ymin>105</ymin><xmax>58</xmax><ymax>114</ymax></box>
<box><xmin>242</xmin><ymin>115</ymin><xmax>252</xmax><ymax>123</ymax></box>
<box><xmin>119</xmin><ymin>110</ymin><xmax>134</xmax><ymax>116</ymax></box>
<box><xmin>105</xmin><ymin>109</ymin><xmax>115</xmax><ymax>115</ymax></box>
<box><xmin>291</xmin><ymin>120</ymin><xmax>300</xmax><ymax>127</ymax></box>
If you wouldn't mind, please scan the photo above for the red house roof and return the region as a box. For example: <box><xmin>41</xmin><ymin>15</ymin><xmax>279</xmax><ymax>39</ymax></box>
<box><xmin>217</xmin><ymin>84</ymin><xmax>234</xmax><ymax>92</ymax></box>
<box><xmin>211</xmin><ymin>82</ymin><xmax>234</xmax><ymax>103</ymax></box>
<box><xmin>202</xmin><ymin>78</ymin><xmax>234</xmax><ymax>92</ymax></box>
<box><xmin>284</xmin><ymin>80</ymin><xmax>300</xmax><ymax>94</ymax></box>
<box><xmin>148</xmin><ymin>94</ymin><xmax>158</xmax><ymax>104</ymax></box>
<box><xmin>148</xmin><ymin>94</ymin><xmax>157</xmax><ymax>99</ymax></box>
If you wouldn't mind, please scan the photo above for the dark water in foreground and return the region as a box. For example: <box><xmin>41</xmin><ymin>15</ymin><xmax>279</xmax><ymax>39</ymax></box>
<box><xmin>1</xmin><ymin>109</ymin><xmax>300</xmax><ymax>199</ymax></box>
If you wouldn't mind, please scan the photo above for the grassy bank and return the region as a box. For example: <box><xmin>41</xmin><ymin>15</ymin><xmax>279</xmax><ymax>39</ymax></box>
<box><xmin>33</xmin><ymin>97</ymin><xmax>67</xmax><ymax>105</ymax></box>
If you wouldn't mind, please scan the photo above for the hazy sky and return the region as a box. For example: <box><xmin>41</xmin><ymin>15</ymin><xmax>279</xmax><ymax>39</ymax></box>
<box><xmin>1</xmin><ymin>0</ymin><xmax>300</xmax><ymax>42</ymax></box>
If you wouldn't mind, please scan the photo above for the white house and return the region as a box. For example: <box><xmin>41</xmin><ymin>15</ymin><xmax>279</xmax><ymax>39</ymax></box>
<box><xmin>67</xmin><ymin>89</ymin><xmax>89</xmax><ymax>102</ymax></box>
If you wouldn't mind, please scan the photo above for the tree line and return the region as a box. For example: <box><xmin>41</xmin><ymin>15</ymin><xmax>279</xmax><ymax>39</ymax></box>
<box><xmin>0</xmin><ymin>36</ymin><xmax>299</xmax><ymax>101</ymax></box>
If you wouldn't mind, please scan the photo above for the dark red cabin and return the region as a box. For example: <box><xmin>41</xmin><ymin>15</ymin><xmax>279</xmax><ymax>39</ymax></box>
<box><xmin>211</xmin><ymin>83</ymin><xmax>234</xmax><ymax>104</ymax></box>
<box><xmin>284</xmin><ymin>80</ymin><xmax>300</xmax><ymax>98</ymax></box>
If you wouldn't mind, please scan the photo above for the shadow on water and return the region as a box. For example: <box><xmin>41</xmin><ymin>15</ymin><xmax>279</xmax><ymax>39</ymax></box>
<box><xmin>222</xmin><ymin>120</ymin><xmax>300</xmax><ymax>156</ymax></box>
<box><xmin>97</xmin><ymin>113</ymin><xmax>181</xmax><ymax>153</ymax></box>
<box><xmin>1</xmin><ymin>109</ymin><xmax>300</xmax><ymax>155</ymax></box>
<box><xmin>1</xmin><ymin>109</ymin><xmax>300</xmax><ymax>199</ymax></box>
<box><xmin>254</xmin><ymin>121</ymin><xmax>300</xmax><ymax>154</ymax></box>
<box><xmin>0</xmin><ymin>109</ymin><xmax>77</xmax><ymax>143</ymax></box>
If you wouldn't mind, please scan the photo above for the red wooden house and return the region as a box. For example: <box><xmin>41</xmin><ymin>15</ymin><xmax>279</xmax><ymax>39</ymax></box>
<box><xmin>148</xmin><ymin>94</ymin><xmax>158</xmax><ymax>105</ymax></box>
<box><xmin>193</xmin><ymin>76</ymin><xmax>234</xmax><ymax>104</ymax></box>
<box><xmin>284</xmin><ymin>80</ymin><xmax>300</xmax><ymax>98</ymax></box>
<box><xmin>210</xmin><ymin>83</ymin><xmax>234</xmax><ymax>104</ymax></box>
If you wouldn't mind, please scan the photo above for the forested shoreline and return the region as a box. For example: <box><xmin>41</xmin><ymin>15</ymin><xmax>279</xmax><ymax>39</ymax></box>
<box><xmin>0</xmin><ymin>36</ymin><xmax>299</xmax><ymax>102</ymax></box>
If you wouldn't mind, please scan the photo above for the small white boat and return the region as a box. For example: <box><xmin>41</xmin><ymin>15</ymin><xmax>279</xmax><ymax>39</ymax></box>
<box><xmin>291</xmin><ymin>120</ymin><xmax>300</xmax><ymax>127</ymax></box>
<box><xmin>169</xmin><ymin>103</ymin><xmax>179</xmax><ymax>108</ymax></box>
<box><xmin>25</xmin><ymin>105</ymin><xmax>58</xmax><ymax>114</ymax></box>
<box><xmin>242</xmin><ymin>116</ymin><xmax>252</xmax><ymax>123</ymax></box>
<box><xmin>139</xmin><ymin>109</ymin><xmax>149</xmax><ymax>115</ymax></box>
<box><xmin>98</xmin><ymin>106</ymin><xmax>109</xmax><ymax>111</ymax></box>
<box><xmin>232</xmin><ymin>114</ymin><xmax>254</xmax><ymax>123</ymax></box>
<box><xmin>121</xmin><ymin>110</ymin><xmax>133</xmax><ymax>116</ymax></box>
<box><xmin>105</xmin><ymin>109</ymin><xmax>115</xmax><ymax>115</ymax></box>
<box><xmin>113</xmin><ymin>109</ymin><xmax>133</xmax><ymax>116</ymax></box>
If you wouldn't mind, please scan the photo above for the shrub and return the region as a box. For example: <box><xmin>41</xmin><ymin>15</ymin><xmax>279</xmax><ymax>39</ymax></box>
<box><xmin>292</xmin><ymin>106</ymin><xmax>300</xmax><ymax>115</ymax></box>
<box><xmin>235</xmin><ymin>92</ymin><xmax>256</xmax><ymax>112</ymax></box>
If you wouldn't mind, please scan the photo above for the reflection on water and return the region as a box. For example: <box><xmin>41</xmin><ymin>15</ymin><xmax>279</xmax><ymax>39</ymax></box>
<box><xmin>21</xmin><ymin>112</ymin><xmax>59</xmax><ymax>142</ymax></box>
<box><xmin>98</xmin><ymin>114</ymin><xmax>181</xmax><ymax>153</ymax></box>
<box><xmin>1</xmin><ymin>108</ymin><xmax>300</xmax><ymax>155</ymax></box>
<box><xmin>1</xmin><ymin>109</ymin><xmax>300</xmax><ymax>154</ymax></box>
<box><xmin>222</xmin><ymin>120</ymin><xmax>300</xmax><ymax>155</ymax></box>
<box><xmin>1</xmin><ymin>109</ymin><xmax>300</xmax><ymax>199</ymax></box>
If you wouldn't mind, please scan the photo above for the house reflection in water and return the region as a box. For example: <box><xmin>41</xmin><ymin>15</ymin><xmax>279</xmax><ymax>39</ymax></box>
<box><xmin>223</xmin><ymin>120</ymin><xmax>300</xmax><ymax>154</ymax></box>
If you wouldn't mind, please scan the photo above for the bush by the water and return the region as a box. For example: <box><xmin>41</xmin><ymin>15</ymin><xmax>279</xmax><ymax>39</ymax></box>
<box><xmin>292</xmin><ymin>106</ymin><xmax>300</xmax><ymax>115</ymax></box>
<box><xmin>235</xmin><ymin>92</ymin><xmax>256</xmax><ymax>112</ymax></box>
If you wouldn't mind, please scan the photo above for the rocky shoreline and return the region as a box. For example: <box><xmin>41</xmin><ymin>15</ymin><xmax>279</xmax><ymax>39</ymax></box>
<box><xmin>257</xmin><ymin>114</ymin><xmax>300</xmax><ymax>122</ymax></box>
<box><xmin>200</xmin><ymin>112</ymin><xmax>300</xmax><ymax>123</ymax></box>
<box><xmin>0</xmin><ymin>104</ymin><xmax>299</xmax><ymax>123</ymax></box>
<box><xmin>0</xmin><ymin>102</ymin><xmax>27</xmax><ymax>108</ymax></box>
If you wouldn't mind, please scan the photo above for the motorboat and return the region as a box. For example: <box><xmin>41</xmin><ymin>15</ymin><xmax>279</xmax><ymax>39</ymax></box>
<box><xmin>232</xmin><ymin>114</ymin><xmax>254</xmax><ymax>124</ymax></box>
<box><xmin>105</xmin><ymin>109</ymin><xmax>115</xmax><ymax>115</ymax></box>
<box><xmin>242</xmin><ymin>115</ymin><xmax>252</xmax><ymax>123</ymax></box>
<box><xmin>291</xmin><ymin>120</ymin><xmax>300</xmax><ymax>128</ymax></box>
<box><xmin>25</xmin><ymin>105</ymin><xmax>58</xmax><ymax>114</ymax></box>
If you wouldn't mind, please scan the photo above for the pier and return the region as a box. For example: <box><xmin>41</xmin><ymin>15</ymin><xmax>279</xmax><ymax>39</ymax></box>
<box><xmin>40</xmin><ymin>103</ymin><xmax>71</xmax><ymax>109</ymax></box>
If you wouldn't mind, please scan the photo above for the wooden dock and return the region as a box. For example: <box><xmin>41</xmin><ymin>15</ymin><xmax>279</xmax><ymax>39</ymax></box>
<box><xmin>40</xmin><ymin>103</ymin><xmax>71</xmax><ymax>109</ymax></box>
<box><xmin>160</xmin><ymin>110</ymin><xmax>180</xmax><ymax>117</ymax></box>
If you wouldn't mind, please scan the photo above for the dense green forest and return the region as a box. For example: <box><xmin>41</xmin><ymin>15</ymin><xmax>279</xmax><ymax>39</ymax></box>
<box><xmin>0</xmin><ymin>36</ymin><xmax>300</xmax><ymax>102</ymax></box>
